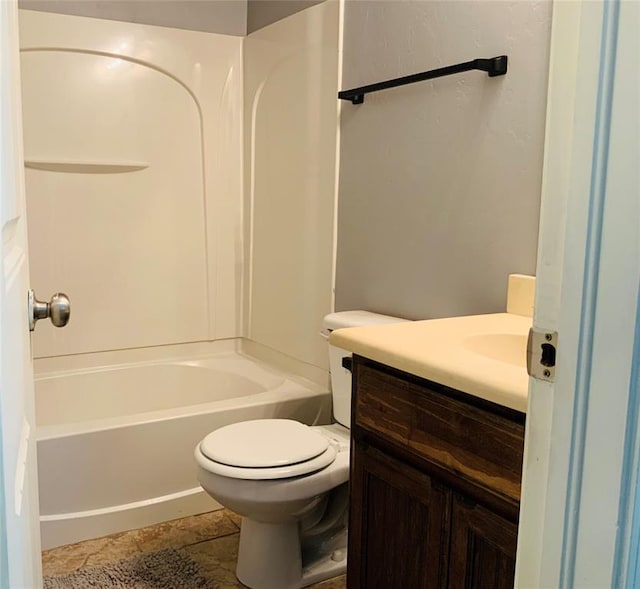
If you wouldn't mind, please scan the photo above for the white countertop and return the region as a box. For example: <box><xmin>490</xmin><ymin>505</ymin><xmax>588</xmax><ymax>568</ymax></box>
<box><xmin>329</xmin><ymin>312</ymin><xmax>532</xmax><ymax>413</ymax></box>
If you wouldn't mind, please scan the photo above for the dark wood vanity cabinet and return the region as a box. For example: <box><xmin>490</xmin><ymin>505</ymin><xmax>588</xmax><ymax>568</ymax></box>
<box><xmin>347</xmin><ymin>357</ymin><xmax>525</xmax><ymax>589</ymax></box>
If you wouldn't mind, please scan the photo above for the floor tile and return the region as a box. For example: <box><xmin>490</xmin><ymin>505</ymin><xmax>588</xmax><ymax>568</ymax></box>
<box><xmin>185</xmin><ymin>534</ymin><xmax>245</xmax><ymax>588</ymax></box>
<box><xmin>42</xmin><ymin>509</ymin><xmax>236</xmax><ymax>576</ymax></box>
<box><xmin>224</xmin><ymin>508</ymin><xmax>243</xmax><ymax>529</ymax></box>
<box><xmin>187</xmin><ymin>533</ymin><xmax>346</xmax><ymax>589</ymax></box>
<box><xmin>132</xmin><ymin>509</ymin><xmax>239</xmax><ymax>553</ymax></box>
<box><xmin>310</xmin><ymin>574</ymin><xmax>347</xmax><ymax>588</ymax></box>
<box><xmin>42</xmin><ymin>531</ymin><xmax>140</xmax><ymax>576</ymax></box>
<box><xmin>42</xmin><ymin>510</ymin><xmax>346</xmax><ymax>588</ymax></box>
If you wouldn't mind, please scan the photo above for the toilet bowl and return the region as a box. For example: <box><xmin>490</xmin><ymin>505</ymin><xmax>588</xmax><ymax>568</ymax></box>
<box><xmin>196</xmin><ymin>421</ymin><xmax>350</xmax><ymax>589</ymax></box>
<box><xmin>195</xmin><ymin>311</ymin><xmax>408</xmax><ymax>589</ymax></box>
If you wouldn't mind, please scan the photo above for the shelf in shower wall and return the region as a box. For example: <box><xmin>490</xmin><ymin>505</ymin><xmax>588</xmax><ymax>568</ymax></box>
<box><xmin>24</xmin><ymin>159</ymin><xmax>149</xmax><ymax>174</ymax></box>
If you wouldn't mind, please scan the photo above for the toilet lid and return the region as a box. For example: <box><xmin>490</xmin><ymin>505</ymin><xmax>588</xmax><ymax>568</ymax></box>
<box><xmin>199</xmin><ymin>419</ymin><xmax>330</xmax><ymax>468</ymax></box>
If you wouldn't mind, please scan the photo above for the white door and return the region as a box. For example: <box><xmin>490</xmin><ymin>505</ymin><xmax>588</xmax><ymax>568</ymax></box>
<box><xmin>517</xmin><ymin>1</ymin><xmax>639</xmax><ymax>587</ymax></box>
<box><xmin>0</xmin><ymin>1</ymin><xmax>43</xmax><ymax>587</ymax></box>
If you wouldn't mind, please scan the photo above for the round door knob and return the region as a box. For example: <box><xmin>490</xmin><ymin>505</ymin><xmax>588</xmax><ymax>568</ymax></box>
<box><xmin>28</xmin><ymin>290</ymin><xmax>71</xmax><ymax>331</ymax></box>
<box><xmin>49</xmin><ymin>293</ymin><xmax>71</xmax><ymax>327</ymax></box>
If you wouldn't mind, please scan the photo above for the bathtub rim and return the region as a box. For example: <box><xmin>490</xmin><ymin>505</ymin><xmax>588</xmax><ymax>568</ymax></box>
<box><xmin>36</xmin><ymin>341</ymin><xmax>333</xmax><ymax>549</ymax></box>
<box><xmin>34</xmin><ymin>338</ymin><xmax>330</xmax><ymax>388</ymax></box>
<box><xmin>37</xmin><ymin>381</ymin><xmax>329</xmax><ymax>441</ymax></box>
<box><xmin>35</xmin><ymin>342</ymin><xmax>330</xmax><ymax>440</ymax></box>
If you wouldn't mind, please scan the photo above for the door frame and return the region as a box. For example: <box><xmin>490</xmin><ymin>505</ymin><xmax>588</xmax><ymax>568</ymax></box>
<box><xmin>517</xmin><ymin>1</ymin><xmax>640</xmax><ymax>586</ymax></box>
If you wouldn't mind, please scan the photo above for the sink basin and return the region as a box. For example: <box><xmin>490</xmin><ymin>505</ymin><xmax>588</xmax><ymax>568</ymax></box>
<box><xmin>462</xmin><ymin>333</ymin><xmax>527</xmax><ymax>367</ymax></box>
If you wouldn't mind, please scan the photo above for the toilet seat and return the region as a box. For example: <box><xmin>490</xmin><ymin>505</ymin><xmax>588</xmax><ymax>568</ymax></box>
<box><xmin>198</xmin><ymin>419</ymin><xmax>338</xmax><ymax>480</ymax></box>
<box><xmin>197</xmin><ymin>444</ymin><xmax>337</xmax><ymax>480</ymax></box>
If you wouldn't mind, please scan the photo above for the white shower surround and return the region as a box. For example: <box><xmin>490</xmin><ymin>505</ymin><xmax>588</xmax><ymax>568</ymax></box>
<box><xmin>20</xmin><ymin>9</ymin><xmax>245</xmax><ymax>354</ymax></box>
<box><xmin>19</xmin><ymin>4</ymin><xmax>339</xmax><ymax>547</ymax></box>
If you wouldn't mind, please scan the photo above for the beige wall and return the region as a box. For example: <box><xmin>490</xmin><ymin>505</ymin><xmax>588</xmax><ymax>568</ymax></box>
<box><xmin>335</xmin><ymin>1</ymin><xmax>552</xmax><ymax>320</ymax></box>
<box><xmin>244</xmin><ymin>1</ymin><xmax>339</xmax><ymax>371</ymax></box>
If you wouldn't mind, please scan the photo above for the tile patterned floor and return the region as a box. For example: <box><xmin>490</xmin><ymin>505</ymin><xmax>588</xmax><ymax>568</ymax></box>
<box><xmin>42</xmin><ymin>510</ymin><xmax>346</xmax><ymax>589</ymax></box>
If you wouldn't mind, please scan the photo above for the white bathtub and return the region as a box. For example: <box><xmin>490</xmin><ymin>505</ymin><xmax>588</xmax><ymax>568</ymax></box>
<box><xmin>35</xmin><ymin>345</ymin><xmax>331</xmax><ymax>549</ymax></box>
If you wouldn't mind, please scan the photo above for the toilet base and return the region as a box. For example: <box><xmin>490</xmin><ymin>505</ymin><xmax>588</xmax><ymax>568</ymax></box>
<box><xmin>237</xmin><ymin>518</ymin><xmax>301</xmax><ymax>589</ymax></box>
<box><xmin>235</xmin><ymin>517</ymin><xmax>347</xmax><ymax>589</ymax></box>
<box><xmin>300</xmin><ymin>549</ymin><xmax>347</xmax><ymax>587</ymax></box>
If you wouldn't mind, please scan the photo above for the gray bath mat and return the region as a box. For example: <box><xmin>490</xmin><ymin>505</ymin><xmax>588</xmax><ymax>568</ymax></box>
<box><xmin>43</xmin><ymin>548</ymin><xmax>218</xmax><ymax>589</ymax></box>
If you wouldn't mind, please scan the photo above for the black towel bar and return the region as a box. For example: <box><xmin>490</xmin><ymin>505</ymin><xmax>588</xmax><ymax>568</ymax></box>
<box><xmin>338</xmin><ymin>55</ymin><xmax>508</xmax><ymax>105</ymax></box>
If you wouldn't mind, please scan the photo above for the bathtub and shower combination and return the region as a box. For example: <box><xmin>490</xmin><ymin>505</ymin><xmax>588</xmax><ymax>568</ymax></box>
<box><xmin>35</xmin><ymin>343</ymin><xmax>331</xmax><ymax>549</ymax></box>
<box><xmin>21</xmin><ymin>4</ymin><xmax>339</xmax><ymax>552</ymax></box>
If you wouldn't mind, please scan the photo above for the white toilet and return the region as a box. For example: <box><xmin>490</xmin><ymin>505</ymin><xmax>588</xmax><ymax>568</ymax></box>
<box><xmin>195</xmin><ymin>311</ymin><xmax>407</xmax><ymax>589</ymax></box>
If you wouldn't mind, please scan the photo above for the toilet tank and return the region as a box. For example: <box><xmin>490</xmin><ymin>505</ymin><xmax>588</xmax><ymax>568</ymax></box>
<box><xmin>321</xmin><ymin>311</ymin><xmax>409</xmax><ymax>428</ymax></box>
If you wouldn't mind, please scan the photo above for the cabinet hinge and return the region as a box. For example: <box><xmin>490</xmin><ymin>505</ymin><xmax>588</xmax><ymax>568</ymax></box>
<box><xmin>526</xmin><ymin>328</ymin><xmax>558</xmax><ymax>382</ymax></box>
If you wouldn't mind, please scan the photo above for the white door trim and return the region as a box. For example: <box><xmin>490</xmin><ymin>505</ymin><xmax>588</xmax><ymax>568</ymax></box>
<box><xmin>558</xmin><ymin>2</ymin><xmax>622</xmax><ymax>585</ymax></box>
<box><xmin>518</xmin><ymin>1</ymin><xmax>640</xmax><ymax>586</ymax></box>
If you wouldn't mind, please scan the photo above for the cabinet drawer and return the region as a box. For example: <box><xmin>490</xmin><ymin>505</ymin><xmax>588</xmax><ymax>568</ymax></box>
<box><xmin>353</xmin><ymin>359</ymin><xmax>525</xmax><ymax>505</ymax></box>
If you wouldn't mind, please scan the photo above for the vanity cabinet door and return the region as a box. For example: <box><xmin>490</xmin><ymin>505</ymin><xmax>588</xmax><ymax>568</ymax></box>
<box><xmin>348</xmin><ymin>357</ymin><xmax>524</xmax><ymax>588</ymax></box>
<box><xmin>348</xmin><ymin>440</ymin><xmax>451</xmax><ymax>589</ymax></box>
<box><xmin>448</xmin><ymin>494</ymin><xmax>518</xmax><ymax>589</ymax></box>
